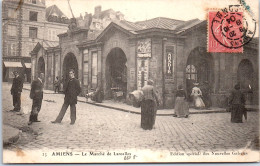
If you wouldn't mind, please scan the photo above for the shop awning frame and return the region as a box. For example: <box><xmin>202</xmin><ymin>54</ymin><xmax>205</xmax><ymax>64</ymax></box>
<box><xmin>3</xmin><ymin>61</ymin><xmax>23</xmax><ymax>68</ymax></box>
<box><xmin>24</xmin><ymin>63</ymin><xmax>31</xmax><ymax>68</ymax></box>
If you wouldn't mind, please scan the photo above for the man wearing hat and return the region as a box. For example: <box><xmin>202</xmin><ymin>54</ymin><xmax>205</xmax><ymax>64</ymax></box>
<box><xmin>28</xmin><ymin>73</ymin><xmax>45</xmax><ymax>125</ymax></box>
<box><xmin>10</xmin><ymin>71</ymin><xmax>24</xmax><ymax>112</ymax></box>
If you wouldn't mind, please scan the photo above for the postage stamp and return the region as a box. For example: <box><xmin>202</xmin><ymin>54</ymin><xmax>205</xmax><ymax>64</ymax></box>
<box><xmin>208</xmin><ymin>5</ymin><xmax>256</xmax><ymax>53</ymax></box>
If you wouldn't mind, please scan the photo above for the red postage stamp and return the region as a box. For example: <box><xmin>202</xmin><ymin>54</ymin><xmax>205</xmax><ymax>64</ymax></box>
<box><xmin>208</xmin><ymin>10</ymin><xmax>244</xmax><ymax>53</ymax></box>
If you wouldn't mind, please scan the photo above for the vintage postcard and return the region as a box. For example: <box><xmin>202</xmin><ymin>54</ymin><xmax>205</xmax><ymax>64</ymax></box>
<box><xmin>2</xmin><ymin>0</ymin><xmax>259</xmax><ymax>163</ymax></box>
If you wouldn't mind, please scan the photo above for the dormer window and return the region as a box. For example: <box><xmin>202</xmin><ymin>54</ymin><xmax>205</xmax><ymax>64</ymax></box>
<box><xmin>32</xmin><ymin>0</ymin><xmax>36</xmax><ymax>4</ymax></box>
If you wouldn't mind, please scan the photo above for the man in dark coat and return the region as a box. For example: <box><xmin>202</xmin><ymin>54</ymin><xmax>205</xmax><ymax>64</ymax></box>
<box><xmin>28</xmin><ymin>73</ymin><xmax>45</xmax><ymax>125</ymax></box>
<box><xmin>51</xmin><ymin>69</ymin><xmax>81</xmax><ymax>125</ymax></box>
<box><xmin>10</xmin><ymin>71</ymin><xmax>24</xmax><ymax>112</ymax></box>
<box><xmin>201</xmin><ymin>81</ymin><xmax>212</xmax><ymax>109</ymax></box>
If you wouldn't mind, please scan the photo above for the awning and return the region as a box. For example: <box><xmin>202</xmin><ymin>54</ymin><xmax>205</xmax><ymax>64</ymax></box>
<box><xmin>3</xmin><ymin>61</ymin><xmax>23</xmax><ymax>68</ymax></box>
<box><xmin>24</xmin><ymin>63</ymin><xmax>31</xmax><ymax>68</ymax></box>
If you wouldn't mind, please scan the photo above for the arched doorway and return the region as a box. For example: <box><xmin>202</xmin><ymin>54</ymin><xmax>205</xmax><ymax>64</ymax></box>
<box><xmin>38</xmin><ymin>57</ymin><xmax>45</xmax><ymax>76</ymax></box>
<box><xmin>63</xmin><ymin>53</ymin><xmax>78</xmax><ymax>81</ymax></box>
<box><xmin>237</xmin><ymin>59</ymin><xmax>254</xmax><ymax>104</ymax></box>
<box><xmin>186</xmin><ymin>47</ymin><xmax>214</xmax><ymax>97</ymax></box>
<box><xmin>106</xmin><ymin>47</ymin><xmax>127</xmax><ymax>99</ymax></box>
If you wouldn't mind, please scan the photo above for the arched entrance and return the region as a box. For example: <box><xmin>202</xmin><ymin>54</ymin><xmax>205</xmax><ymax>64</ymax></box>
<box><xmin>63</xmin><ymin>53</ymin><xmax>78</xmax><ymax>81</ymax></box>
<box><xmin>185</xmin><ymin>47</ymin><xmax>214</xmax><ymax>97</ymax></box>
<box><xmin>106</xmin><ymin>47</ymin><xmax>127</xmax><ymax>99</ymax></box>
<box><xmin>38</xmin><ymin>57</ymin><xmax>45</xmax><ymax>76</ymax></box>
<box><xmin>237</xmin><ymin>59</ymin><xmax>254</xmax><ymax>104</ymax></box>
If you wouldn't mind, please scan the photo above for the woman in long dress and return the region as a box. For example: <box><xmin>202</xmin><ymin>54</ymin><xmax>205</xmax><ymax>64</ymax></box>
<box><xmin>229</xmin><ymin>84</ymin><xmax>246</xmax><ymax>123</ymax></box>
<box><xmin>191</xmin><ymin>83</ymin><xmax>205</xmax><ymax>109</ymax></box>
<box><xmin>174</xmin><ymin>85</ymin><xmax>189</xmax><ymax>118</ymax></box>
<box><xmin>140</xmin><ymin>79</ymin><xmax>160</xmax><ymax>130</ymax></box>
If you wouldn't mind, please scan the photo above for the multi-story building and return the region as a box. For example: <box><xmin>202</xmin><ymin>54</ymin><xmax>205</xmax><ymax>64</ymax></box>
<box><xmin>2</xmin><ymin>0</ymin><xmax>68</xmax><ymax>82</ymax></box>
<box><xmin>75</xmin><ymin>5</ymin><xmax>125</xmax><ymax>31</ymax></box>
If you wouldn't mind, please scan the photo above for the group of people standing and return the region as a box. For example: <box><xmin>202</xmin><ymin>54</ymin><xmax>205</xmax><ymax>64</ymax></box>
<box><xmin>135</xmin><ymin>80</ymin><xmax>247</xmax><ymax>131</ymax></box>
<box><xmin>10</xmin><ymin>69</ymin><xmax>81</xmax><ymax>126</ymax></box>
<box><xmin>9</xmin><ymin>70</ymin><xmax>248</xmax><ymax>129</ymax></box>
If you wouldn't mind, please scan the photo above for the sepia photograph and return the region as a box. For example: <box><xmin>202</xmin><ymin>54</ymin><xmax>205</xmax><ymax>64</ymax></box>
<box><xmin>2</xmin><ymin>0</ymin><xmax>259</xmax><ymax>163</ymax></box>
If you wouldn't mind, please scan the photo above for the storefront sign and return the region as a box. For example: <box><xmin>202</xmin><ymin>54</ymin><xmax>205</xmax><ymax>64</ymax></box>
<box><xmin>130</xmin><ymin>68</ymin><xmax>135</xmax><ymax>83</ymax></box>
<box><xmin>166</xmin><ymin>52</ymin><xmax>173</xmax><ymax>75</ymax></box>
<box><xmin>166</xmin><ymin>46</ymin><xmax>174</xmax><ymax>78</ymax></box>
<box><xmin>137</xmin><ymin>58</ymin><xmax>149</xmax><ymax>89</ymax></box>
<box><xmin>137</xmin><ymin>39</ymin><xmax>151</xmax><ymax>58</ymax></box>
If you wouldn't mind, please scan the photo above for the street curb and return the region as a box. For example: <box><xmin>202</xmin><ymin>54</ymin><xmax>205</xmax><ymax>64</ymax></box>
<box><xmin>78</xmin><ymin>100</ymin><xmax>228</xmax><ymax>116</ymax></box>
<box><xmin>23</xmin><ymin>87</ymin><xmax>258</xmax><ymax>116</ymax></box>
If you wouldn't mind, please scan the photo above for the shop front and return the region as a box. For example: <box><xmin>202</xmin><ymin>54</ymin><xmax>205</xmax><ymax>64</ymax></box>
<box><xmin>3</xmin><ymin>57</ymin><xmax>31</xmax><ymax>82</ymax></box>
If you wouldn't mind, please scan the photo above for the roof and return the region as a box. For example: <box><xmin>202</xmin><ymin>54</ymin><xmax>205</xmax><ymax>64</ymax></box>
<box><xmin>31</xmin><ymin>41</ymin><xmax>59</xmax><ymax>54</ymax></box>
<box><xmin>86</xmin><ymin>30</ymin><xmax>103</xmax><ymax>41</ymax></box>
<box><xmin>46</xmin><ymin>5</ymin><xmax>68</xmax><ymax>19</ymax></box>
<box><xmin>78</xmin><ymin>17</ymin><xmax>205</xmax><ymax>47</ymax></box>
<box><xmin>135</xmin><ymin>17</ymin><xmax>185</xmax><ymax>30</ymax></box>
<box><xmin>43</xmin><ymin>41</ymin><xmax>59</xmax><ymax>49</ymax></box>
<box><xmin>176</xmin><ymin>19</ymin><xmax>205</xmax><ymax>34</ymax></box>
<box><xmin>112</xmin><ymin>20</ymin><xmax>142</xmax><ymax>31</ymax></box>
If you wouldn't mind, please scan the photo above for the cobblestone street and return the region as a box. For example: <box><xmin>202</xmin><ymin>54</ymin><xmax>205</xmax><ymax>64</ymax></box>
<box><xmin>3</xmin><ymin>83</ymin><xmax>259</xmax><ymax>153</ymax></box>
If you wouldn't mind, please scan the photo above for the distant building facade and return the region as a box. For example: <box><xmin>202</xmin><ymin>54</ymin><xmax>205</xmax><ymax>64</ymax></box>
<box><xmin>2</xmin><ymin>0</ymin><xmax>68</xmax><ymax>82</ymax></box>
<box><xmin>31</xmin><ymin>7</ymin><xmax>259</xmax><ymax>108</ymax></box>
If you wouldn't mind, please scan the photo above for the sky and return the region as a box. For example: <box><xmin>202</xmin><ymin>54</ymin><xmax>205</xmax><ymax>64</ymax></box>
<box><xmin>46</xmin><ymin>0</ymin><xmax>258</xmax><ymax>22</ymax></box>
<box><xmin>46</xmin><ymin>0</ymin><xmax>258</xmax><ymax>36</ymax></box>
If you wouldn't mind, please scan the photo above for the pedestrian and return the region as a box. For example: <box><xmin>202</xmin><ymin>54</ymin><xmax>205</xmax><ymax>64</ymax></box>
<box><xmin>10</xmin><ymin>71</ymin><xmax>24</xmax><ymax>112</ymax></box>
<box><xmin>173</xmin><ymin>85</ymin><xmax>189</xmax><ymax>118</ymax></box>
<box><xmin>190</xmin><ymin>83</ymin><xmax>205</xmax><ymax>109</ymax></box>
<box><xmin>140</xmin><ymin>79</ymin><xmax>160</xmax><ymax>130</ymax></box>
<box><xmin>51</xmin><ymin>69</ymin><xmax>81</xmax><ymax>125</ymax></box>
<box><xmin>201</xmin><ymin>81</ymin><xmax>212</xmax><ymax>109</ymax></box>
<box><xmin>91</xmin><ymin>85</ymin><xmax>104</xmax><ymax>103</ymax></box>
<box><xmin>229</xmin><ymin>84</ymin><xmax>246</xmax><ymax>123</ymax></box>
<box><xmin>28</xmin><ymin>73</ymin><xmax>44</xmax><ymax>125</ymax></box>
<box><xmin>54</xmin><ymin>76</ymin><xmax>60</xmax><ymax>93</ymax></box>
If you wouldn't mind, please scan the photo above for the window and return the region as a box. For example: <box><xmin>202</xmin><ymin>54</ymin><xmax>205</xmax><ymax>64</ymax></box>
<box><xmin>186</xmin><ymin>65</ymin><xmax>197</xmax><ymax>81</ymax></box>
<box><xmin>7</xmin><ymin>43</ymin><xmax>16</xmax><ymax>56</ymax></box>
<box><xmin>29</xmin><ymin>11</ymin><xmax>38</xmax><ymax>21</ymax></box>
<box><xmin>7</xmin><ymin>25</ymin><xmax>17</xmax><ymax>36</ymax></box>
<box><xmin>32</xmin><ymin>0</ymin><xmax>36</xmax><ymax>4</ymax></box>
<box><xmin>8</xmin><ymin>8</ymin><xmax>17</xmax><ymax>19</ymax></box>
<box><xmin>29</xmin><ymin>27</ymin><xmax>37</xmax><ymax>38</ymax></box>
<box><xmin>91</xmin><ymin>52</ymin><xmax>98</xmax><ymax>88</ymax></box>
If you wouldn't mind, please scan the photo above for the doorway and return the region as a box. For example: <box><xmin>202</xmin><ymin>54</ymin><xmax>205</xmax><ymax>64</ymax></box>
<box><xmin>63</xmin><ymin>53</ymin><xmax>78</xmax><ymax>82</ymax></box>
<box><xmin>106</xmin><ymin>47</ymin><xmax>127</xmax><ymax>100</ymax></box>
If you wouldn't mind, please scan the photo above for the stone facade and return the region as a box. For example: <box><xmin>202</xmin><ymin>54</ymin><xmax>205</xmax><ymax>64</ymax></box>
<box><xmin>2</xmin><ymin>0</ymin><xmax>68</xmax><ymax>82</ymax></box>
<box><xmin>32</xmin><ymin>16</ymin><xmax>259</xmax><ymax>108</ymax></box>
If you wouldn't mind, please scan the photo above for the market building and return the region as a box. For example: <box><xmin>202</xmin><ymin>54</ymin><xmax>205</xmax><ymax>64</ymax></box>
<box><xmin>31</xmin><ymin>15</ymin><xmax>259</xmax><ymax>109</ymax></box>
<box><xmin>2</xmin><ymin>0</ymin><xmax>69</xmax><ymax>82</ymax></box>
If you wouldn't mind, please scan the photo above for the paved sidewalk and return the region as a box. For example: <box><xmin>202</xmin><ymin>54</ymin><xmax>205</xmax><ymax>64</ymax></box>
<box><xmin>3</xmin><ymin>82</ymin><xmax>259</xmax><ymax>154</ymax></box>
<box><xmin>22</xmin><ymin>83</ymin><xmax>230</xmax><ymax>115</ymax></box>
<box><xmin>3</xmin><ymin>125</ymin><xmax>21</xmax><ymax>145</ymax></box>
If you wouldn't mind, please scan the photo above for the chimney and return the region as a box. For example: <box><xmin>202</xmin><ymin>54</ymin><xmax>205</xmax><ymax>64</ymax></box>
<box><xmin>94</xmin><ymin>6</ymin><xmax>101</xmax><ymax>18</ymax></box>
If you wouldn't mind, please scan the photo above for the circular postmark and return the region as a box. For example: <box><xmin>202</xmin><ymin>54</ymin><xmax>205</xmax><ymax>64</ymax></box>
<box><xmin>211</xmin><ymin>7</ymin><xmax>256</xmax><ymax>49</ymax></box>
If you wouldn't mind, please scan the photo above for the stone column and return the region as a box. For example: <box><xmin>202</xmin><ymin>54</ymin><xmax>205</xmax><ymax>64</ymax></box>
<box><xmin>97</xmin><ymin>46</ymin><xmax>102</xmax><ymax>88</ymax></box>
